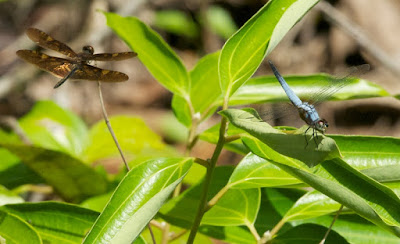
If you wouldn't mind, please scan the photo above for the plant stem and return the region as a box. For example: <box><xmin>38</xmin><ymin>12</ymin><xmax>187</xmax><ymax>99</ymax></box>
<box><xmin>268</xmin><ymin>217</ymin><xmax>287</xmax><ymax>239</ymax></box>
<box><xmin>319</xmin><ymin>205</ymin><xmax>344</xmax><ymax>244</ymax></box>
<box><xmin>97</xmin><ymin>81</ymin><xmax>156</xmax><ymax>244</ymax></box>
<box><xmin>206</xmin><ymin>185</ymin><xmax>230</xmax><ymax>211</ymax></box>
<box><xmin>246</xmin><ymin>222</ymin><xmax>261</xmax><ymax>242</ymax></box>
<box><xmin>187</xmin><ymin>116</ymin><xmax>227</xmax><ymax>243</ymax></box>
<box><xmin>97</xmin><ymin>81</ymin><xmax>130</xmax><ymax>171</ymax></box>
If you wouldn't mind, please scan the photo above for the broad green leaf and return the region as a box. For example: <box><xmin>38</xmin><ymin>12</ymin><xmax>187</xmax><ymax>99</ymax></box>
<box><xmin>220</xmin><ymin>108</ymin><xmax>341</xmax><ymax>167</ymax></box>
<box><xmin>80</xmin><ymin>192</ymin><xmax>113</xmax><ymax>212</ymax></box>
<box><xmin>172</xmin><ymin>52</ymin><xmax>221</xmax><ymax>127</ymax></box>
<box><xmin>242</xmin><ymin>136</ymin><xmax>400</xmax><ymax>237</ymax></box>
<box><xmin>298</xmin><ymin>215</ymin><xmax>400</xmax><ymax>244</ymax></box>
<box><xmin>271</xmin><ymin>223</ymin><xmax>349</xmax><ymax>244</ymax></box>
<box><xmin>0</xmin><ymin>210</ymin><xmax>41</xmax><ymax>244</ymax></box>
<box><xmin>159</xmin><ymin>166</ymin><xmax>234</xmax><ymax>227</ymax></box>
<box><xmin>83</xmin><ymin>116</ymin><xmax>171</xmax><ymax>163</ymax></box>
<box><xmin>0</xmin><ymin>144</ymin><xmax>108</xmax><ymax>202</ymax></box>
<box><xmin>230</xmin><ymin>74</ymin><xmax>390</xmax><ymax>105</ymax></box>
<box><xmin>283</xmin><ymin>190</ymin><xmax>341</xmax><ymax>222</ymax></box>
<box><xmin>18</xmin><ymin>100</ymin><xmax>89</xmax><ymax>158</ymax></box>
<box><xmin>0</xmin><ymin>186</ymin><xmax>23</xmax><ymax>206</ymax></box>
<box><xmin>160</xmin><ymin>166</ymin><xmax>260</xmax><ymax>227</ymax></box>
<box><xmin>140</xmin><ymin>221</ymin><xmax>212</xmax><ymax>244</ymax></box>
<box><xmin>229</xmin><ymin>153</ymin><xmax>302</xmax><ymax>188</ymax></box>
<box><xmin>0</xmin><ymin>162</ymin><xmax>43</xmax><ymax>189</ymax></box>
<box><xmin>172</xmin><ymin>95</ymin><xmax>192</xmax><ymax>127</ymax></box>
<box><xmin>219</xmin><ymin>0</ymin><xmax>318</xmax><ymax>97</ymax></box>
<box><xmin>203</xmin><ymin>188</ymin><xmax>260</xmax><ymax>226</ymax></box>
<box><xmin>83</xmin><ymin>157</ymin><xmax>193</xmax><ymax>244</ymax></box>
<box><xmin>154</xmin><ymin>10</ymin><xmax>198</xmax><ymax>38</ymax></box>
<box><xmin>206</xmin><ymin>5</ymin><xmax>237</xmax><ymax>39</ymax></box>
<box><xmin>199</xmin><ymin>225</ymin><xmax>255</xmax><ymax>244</ymax></box>
<box><xmin>331</xmin><ymin>135</ymin><xmax>400</xmax><ymax>171</ymax></box>
<box><xmin>105</xmin><ymin>12</ymin><xmax>190</xmax><ymax>97</ymax></box>
<box><xmin>1</xmin><ymin>202</ymin><xmax>98</xmax><ymax>244</ymax></box>
<box><xmin>254</xmin><ymin>188</ymin><xmax>303</xmax><ymax>234</ymax></box>
<box><xmin>200</xmin><ymin>122</ymin><xmax>249</xmax><ymax>155</ymax></box>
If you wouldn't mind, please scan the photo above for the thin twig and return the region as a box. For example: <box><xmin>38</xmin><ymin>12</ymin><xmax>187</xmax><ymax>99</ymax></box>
<box><xmin>0</xmin><ymin>116</ymin><xmax>32</xmax><ymax>145</ymax></box>
<box><xmin>97</xmin><ymin>81</ymin><xmax>129</xmax><ymax>171</ymax></box>
<box><xmin>316</xmin><ymin>1</ymin><xmax>400</xmax><ymax>77</ymax></box>
<box><xmin>97</xmin><ymin>81</ymin><xmax>156</xmax><ymax>244</ymax></box>
<box><xmin>319</xmin><ymin>205</ymin><xmax>344</xmax><ymax>244</ymax></box>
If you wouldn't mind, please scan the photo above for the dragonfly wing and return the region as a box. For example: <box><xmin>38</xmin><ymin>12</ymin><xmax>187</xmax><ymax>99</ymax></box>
<box><xmin>309</xmin><ymin>64</ymin><xmax>370</xmax><ymax>105</ymax></box>
<box><xmin>269</xmin><ymin>60</ymin><xmax>303</xmax><ymax>107</ymax></box>
<box><xmin>16</xmin><ymin>50</ymin><xmax>75</xmax><ymax>78</ymax></box>
<box><xmin>91</xmin><ymin>52</ymin><xmax>137</xmax><ymax>61</ymax></box>
<box><xmin>26</xmin><ymin>28</ymin><xmax>77</xmax><ymax>58</ymax></box>
<box><xmin>70</xmin><ymin>64</ymin><xmax>129</xmax><ymax>82</ymax></box>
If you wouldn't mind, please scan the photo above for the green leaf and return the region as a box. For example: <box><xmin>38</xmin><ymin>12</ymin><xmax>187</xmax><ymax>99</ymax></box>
<box><xmin>139</xmin><ymin>221</ymin><xmax>213</xmax><ymax>244</ymax></box>
<box><xmin>219</xmin><ymin>0</ymin><xmax>318</xmax><ymax>97</ymax></box>
<box><xmin>18</xmin><ymin>100</ymin><xmax>89</xmax><ymax>158</ymax></box>
<box><xmin>271</xmin><ymin>223</ymin><xmax>349</xmax><ymax>244</ymax></box>
<box><xmin>200</xmin><ymin>122</ymin><xmax>249</xmax><ymax>155</ymax></box>
<box><xmin>154</xmin><ymin>10</ymin><xmax>198</xmax><ymax>38</ymax></box>
<box><xmin>172</xmin><ymin>52</ymin><xmax>221</xmax><ymax>127</ymax></box>
<box><xmin>83</xmin><ymin>157</ymin><xmax>193</xmax><ymax>243</ymax></box>
<box><xmin>203</xmin><ymin>188</ymin><xmax>260</xmax><ymax>226</ymax></box>
<box><xmin>242</xmin><ymin>136</ymin><xmax>400</xmax><ymax>237</ymax></box>
<box><xmin>84</xmin><ymin>116</ymin><xmax>170</xmax><ymax>164</ymax></box>
<box><xmin>220</xmin><ymin>108</ymin><xmax>341</xmax><ymax>167</ymax></box>
<box><xmin>1</xmin><ymin>202</ymin><xmax>99</xmax><ymax>244</ymax></box>
<box><xmin>80</xmin><ymin>192</ymin><xmax>113</xmax><ymax>212</ymax></box>
<box><xmin>332</xmin><ymin>135</ymin><xmax>400</xmax><ymax>172</ymax></box>
<box><xmin>0</xmin><ymin>186</ymin><xmax>24</xmax><ymax>206</ymax></box>
<box><xmin>0</xmin><ymin>144</ymin><xmax>108</xmax><ymax>202</ymax></box>
<box><xmin>0</xmin><ymin>210</ymin><xmax>41</xmax><ymax>244</ymax></box>
<box><xmin>283</xmin><ymin>190</ymin><xmax>341</xmax><ymax>222</ymax></box>
<box><xmin>229</xmin><ymin>153</ymin><xmax>302</xmax><ymax>188</ymax></box>
<box><xmin>299</xmin><ymin>215</ymin><xmax>400</xmax><ymax>244</ymax></box>
<box><xmin>230</xmin><ymin>74</ymin><xmax>390</xmax><ymax>105</ymax></box>
<box><xmin>206</xmin><ymin>5</ymin><xmax>237</xmax><ymax>39</ymax></box>
<box><xmin>104</xmin><ymin>12</ymin><xmax>190</xmax><ymax>97</ymax></box>
<box><xmin>160</xmin><ymin>166</ymin><xmax>260</xmax><ymax>228</ymax></box>
<box><xmin>0</xmin><ymin>162</ymin><xmax>43</xmax><ymax>189</ymax></box>
<box><xmin>199</xmin><ymin>225</ymin><xmax>255</xmax><ymax>244</ymax></box>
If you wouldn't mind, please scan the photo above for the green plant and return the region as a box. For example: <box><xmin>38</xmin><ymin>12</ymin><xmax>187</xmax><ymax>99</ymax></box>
<box><xmin>1</xmin><ymin>0</ymin><xmax>400</xmax><ymax>243</ymax></box>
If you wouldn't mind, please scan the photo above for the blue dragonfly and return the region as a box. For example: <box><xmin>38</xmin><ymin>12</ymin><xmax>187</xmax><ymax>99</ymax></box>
<box><xmin>267</xmin><ymin>60</ymin><xmax>369</xmax><ymax>146</ymax></box>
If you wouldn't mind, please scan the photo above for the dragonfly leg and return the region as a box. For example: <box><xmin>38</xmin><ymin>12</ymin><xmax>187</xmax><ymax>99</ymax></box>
<box><xmin>313</xmin><ymin>129</ymin><xmax>319</xmax><ymax>146</ymax></box>
<box><xmin>304</xmin><ymin>126</ymin><xmax>311</xmax><ymax>147</ymax></box>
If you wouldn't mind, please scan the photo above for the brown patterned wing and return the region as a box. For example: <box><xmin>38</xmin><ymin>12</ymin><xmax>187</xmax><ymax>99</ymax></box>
<box><xmin>90</xmin><ymin>52</ymin><xmax>137</xmax><ymax>61</ymax></box>
<box><xmin>70</xmin><ymin>64</ymin><xmax>129</xmax><ymax>82</ymax></box>
<box><xmin>16</xmin><ymin>50</ymin><xmax>76</xmax><ymax>78</ymax></box>
<box><xmin>26</xmin><ymin>28</ymin><xmax>77</xmax><ymax>58</ymax></box>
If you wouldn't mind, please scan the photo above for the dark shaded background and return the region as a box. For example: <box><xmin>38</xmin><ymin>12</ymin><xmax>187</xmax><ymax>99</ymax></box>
<box><xmin>1</xmin><ymin>0</ymin><xmax>400</xmax><ymax>163</ymax></box>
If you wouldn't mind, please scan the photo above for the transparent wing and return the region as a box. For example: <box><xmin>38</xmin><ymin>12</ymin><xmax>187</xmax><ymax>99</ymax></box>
<box><xmin>308</xmin><ymin>64</ymin><xmax>370</xmax><ymax>105</ymax></box>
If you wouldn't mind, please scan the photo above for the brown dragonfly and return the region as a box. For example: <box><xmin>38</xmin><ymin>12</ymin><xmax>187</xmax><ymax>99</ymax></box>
<box><xmin>16</xmin><ymin>27</ymin><xmax>137</xmax><ymax>88</ymax></box>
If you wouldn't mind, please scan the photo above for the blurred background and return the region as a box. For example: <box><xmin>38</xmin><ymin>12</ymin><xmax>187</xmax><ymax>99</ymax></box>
<box><xmin>1</xmin><ymin>0</ymin><xmax>400</xmax><ymax>164</ymax></box>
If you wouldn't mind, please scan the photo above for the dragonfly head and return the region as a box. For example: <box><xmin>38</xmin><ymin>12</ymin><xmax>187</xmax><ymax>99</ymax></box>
<box><xmin>82</xmin><ymin>45</ymin><xmax>94</xmax><ymax>55</ymax></box>
<box><xmin>315</xmin><ymin>119</ymin><xmax>329</xmax><ymax>134</ymax></box>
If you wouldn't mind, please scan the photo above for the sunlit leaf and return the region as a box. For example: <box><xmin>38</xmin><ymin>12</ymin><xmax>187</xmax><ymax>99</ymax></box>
<box><xmin>105</xmin><ymin>12</ymin><xmax>190</xmax><ymax>97</ymax></box>
<box><xmin>0</xmin><ymin>144</ymin><xmax>108</xmax><ymax>202</ymax></box>
<box><xmin>0</xmin><ymin>210</ymin><xmax>41</xmax><ymax>244</ymax></box>
<box><xmin>83</xmin><ymin>157</ymin><xmax>193</xmax><ymax>243</ymax></box>
<box><xmin>18</xmin><ymin>100</ymin><xmax>89</xmax><ymax>158</ymax></box>
<box><xmin>1</xmin><ymin>202</ymin><xmax>98</xmax><ymax>244</ymax></box>
<box><xmin>219</xmin><ymin>0</ymin><xmax>318</xmax><ymax>97</ymax></box>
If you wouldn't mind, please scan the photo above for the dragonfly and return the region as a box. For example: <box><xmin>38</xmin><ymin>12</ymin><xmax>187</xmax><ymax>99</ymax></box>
<box><xmin>16</xmin><ymin>27</ymin><xmax>137</xmax><ymax>88</ymax></box>
<box><xmin>268</xmin><ymin>60</ymin><xmax>369</xmax><ymax>145</ymax></box>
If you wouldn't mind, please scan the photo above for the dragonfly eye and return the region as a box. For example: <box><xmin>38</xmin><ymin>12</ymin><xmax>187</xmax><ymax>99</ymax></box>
<box><xmin>82</xmin><ymin>45</ymin><xmax>94</xmax><ymax>54</ymax></box>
